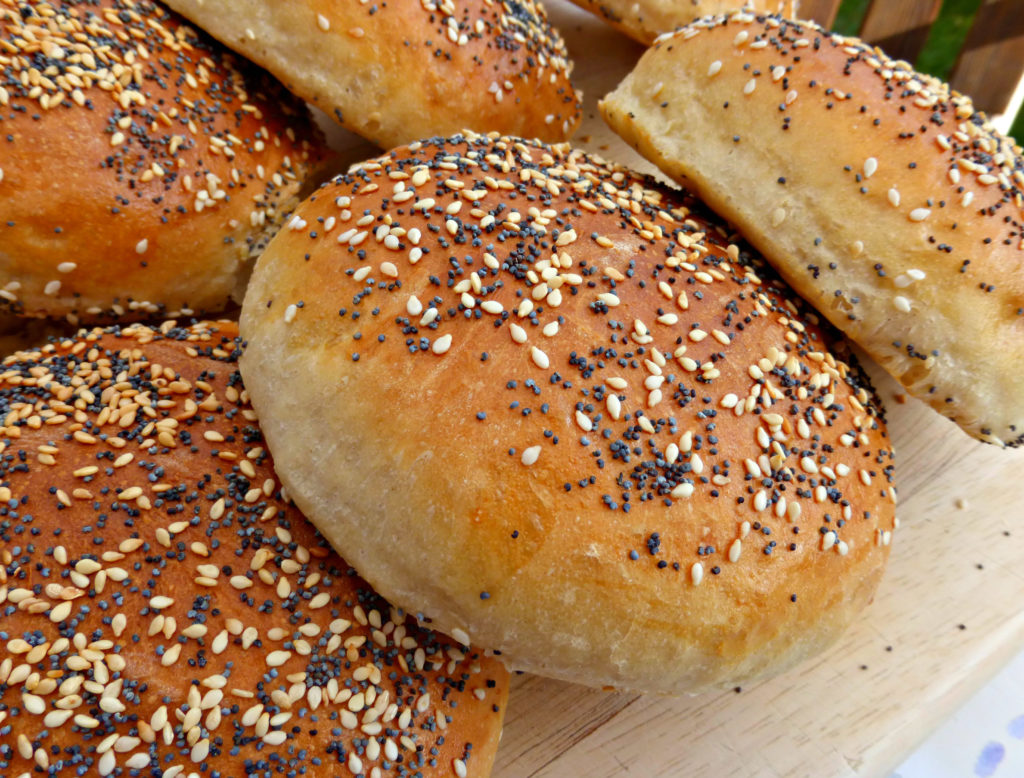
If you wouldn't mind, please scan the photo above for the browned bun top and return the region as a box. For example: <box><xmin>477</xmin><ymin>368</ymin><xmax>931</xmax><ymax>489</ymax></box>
<box><xmin>239</xmin><ymin>132</ymin><xmax>897</xmax><ymax>695</ymax></box>
<box><xmin>0</xmin><ymin>320</ymin><xmax>508</xmax><ymax>778</ymax></box>
<box><xmin>0</xmin><ymin>0</ymin><xmax>327</xmax><ymax>324</ymax></box>
<box><xmin>566</xmin><ymin>0</ymin><xmax>797</xmax><ymax>45</ymax></box>
<box><xmin>161</xmin><ymin>0</ymin><xmax>582</xmax><ymax>149</ymax></box>
<box><xmin>600</xmin><ymin>11</ymin><xmax>1024</xmax><ymax>446</ymax></box>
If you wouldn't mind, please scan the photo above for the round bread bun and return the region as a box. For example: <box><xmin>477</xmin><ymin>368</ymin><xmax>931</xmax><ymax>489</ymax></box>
<box><xmin>238</xmin><ymin>132</ymin><xmax>897</xmax><ymax>694</ymax></box>
<box><xmin>567</xmin><ymin>0</ymin><xmax>797</xmax><ymax>45</ymax></box>
<box><xmin>161</xmin><ymin>0</ymin><xmax>582</xmax><ymax>150</ymax></box>
<box><xmin>600</xmin><ymin>11</ymin><xmax>1024</xmax><ymax>447</ymax></box>
<box><xmin>0</xmin><ymin>0</ymin><xmax>326</xmax><ymax>324</ymax></box>
<box><xmin>0</xmin><ymin>320</ymin><xmax>509</xmax><ymax>778</ymax></box>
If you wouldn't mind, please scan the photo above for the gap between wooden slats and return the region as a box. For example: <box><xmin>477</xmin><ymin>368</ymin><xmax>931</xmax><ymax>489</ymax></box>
<box><xmin>949</xmin><ymin>0</ymin><xmax>1024</xmax><ymax>119</ymax></box>
<box><xmin>798</xmin><ymin>0</ymin><xmax>842</xmax><ymax>29</ymax></box>
<box><xmin>859</xmin><ymin>0</ymin><xmax>943</xmax><ymax>65</ymax></box>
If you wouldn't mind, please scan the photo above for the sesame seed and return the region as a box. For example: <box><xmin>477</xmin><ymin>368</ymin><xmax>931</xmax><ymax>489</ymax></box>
<box><xmin>317</xmin><ymin>13</ymin><xmax>331</xmax><ymax>31</ymax></box>
<box><xmin>893</xmin><ymin>295</ymin><xmax>911</xmax><ymax>313</ymax></box>
<box><xmin>284</xmin><ymin>304</ymin><xmax>297</xmax><ymax>323</ymax></box>
<box><xmin>729</xmin><ymin>539</ymin><xmax>742</xmax><ymax>563</ymax></box>
<box><xmin>887</xmin><ymin>188</ymin><xmax>900</xmax><ymax>207</ymax></box>
<box><xmin>671</xmin><ymin>482</ymin><xmax>694</xmax><ymax>499</ymax></box>
<box><xmin>266</xmin><ymin>650</ymin><xmax>291</xmax><ymax>667</ymax></box>
<box><xmin>481</xmin><ymin>300</ymin><xmax>503</xmax><ymax>314</ymax></box>
<box><xmin>521</xmin><ymin>445</ymin><xmax>542</xmax><ymax>466</ymax></box>
<box><xmin>743</xmin><ymin>78</ymin><xmax>757</xmax><ymax>95</ymax></box>
<box><xmin>822</xmin><ymin>531</ymin><xmax>837</xmax><ymax>551</ymax></box>
<box><xmin>691</xmin><ymin>562</ymin><xmax>704</xmax><ymax>585</ymax></box>
<box><xmin>863</xmin><ymin>157</ymin><xmax>878</xmax><ymax>178</ymax></box>
<box><xmin>432</xmin><ymin>334</ymin><xmax>453</xmax><ymax>355</ymax></box>
<box><xmin>909</xmin><ymin>208</ymin><xmax>931</xmax><ymax>222</ymax></box>
<box><xmin>575</xmin><ymin>410</ymin><xmax>593</xmax><ymax>431</ymax></box>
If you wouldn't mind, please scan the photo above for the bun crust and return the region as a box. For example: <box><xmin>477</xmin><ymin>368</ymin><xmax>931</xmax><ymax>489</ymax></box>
<box><xmin>0</xmin><ymin>320</ymin><xmax>508</xmax><ymax>778</ymax></box>
<box><xmin>239</xmin><ymin>133</ymin><xmax>896</xmax><ymax>694</ymax></box>
<box><xmin>567</xmin><ymin>0</ymin><xmax>796</xmax><ymax>45</ymax></box>
<box><xmin>162</xmin><ymin>0</ymin><xmax>582</xmax><ymax>148</ymax></box>
<box><xmin>0</xmin><ymin>0</ymin><xmax>326</xmax><ymax>323</ymax></box>
<box><xmin>601</xmin><ymin>12</ymin><xmax>1024</xmax><ymax>446</ymax></box>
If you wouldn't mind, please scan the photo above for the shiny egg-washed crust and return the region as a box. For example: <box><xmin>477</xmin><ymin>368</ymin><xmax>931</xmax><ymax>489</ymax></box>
<box><xmin>239</xmin><ymin>133</ymin><xmax>897</xmax><ymax>695</ymax></box>
<box><xmin>567</xmin><ymin>0</ymin><xmax>796</xmax><ymax>45</ymax></box>
<box><xmin>0</xmin><ymin>321</ymin><xmax>508</xmax><ymax>778</ymax></box>
<box><xmin>0</xmin><ymin>0</ymin><xmax>326</xmax><ymax>324</ymax></box>
<box><xmin>600</xmin><ymin>12</ymin><xmax>1024</xmax><ymax>446</ymax></box>
<box><xmin>162</xmin><ymin>0</ymin><xmax>582</xmax><ymax>149</ymax></box>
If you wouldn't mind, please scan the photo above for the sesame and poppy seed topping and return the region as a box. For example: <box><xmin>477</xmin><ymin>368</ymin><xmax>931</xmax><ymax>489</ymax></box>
<box><xmin>162</xmin><ymin>0</ymin><xmax>582</xmax><ymax>149</ymax></box>
<box><xmin>0</xmin><ymin>0</ymin><xmax>325</xmax><ymax>324</ymax></box>
<box><xmin>601</xmin><ymin>10</ymin><xmax>1024</xmax><ymax>446</ymax></box>
<box><xmin>239</xmin><ymin>132</ymin><xmax>897</xmax><ymax>694</ymax></box>
<box><xmin>563</xmin><ymin>0</ymin><xmax>795</xmax><ymax>46</ymax></box>
<box><xmin>0</xmin><ymin>321</ymin><xmax>508</xmax><ymax>778</ymax></box>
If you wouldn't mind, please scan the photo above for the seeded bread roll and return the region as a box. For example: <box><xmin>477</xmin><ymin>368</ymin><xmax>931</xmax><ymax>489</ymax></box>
<box><xmin>0</xmin><ymin>320</ymin><xmax>508</xmax><ymax>778</ymax></box>
<box><xmin>601</xmin><ymin>11</ymin><xmax>1024</xmax><ymax>446</ymax></box>
<box><xmin>161</xmin><ymin>0</ymin><xmax>582</xmax><ymax>149</ymax></box>
<box><xmin>0</xmin><ymin>0</ymin><xmax>326</xmax><ymax>324</ymax></box>
<box><xmin>239</xmin><ymin>133</ymin><xmax>897</xmax><ymax>694</ymax></box>
<box><xmin>567</xmin><ymin>0</ymin><xmax>796</xmax><ymax>45</ymax></box>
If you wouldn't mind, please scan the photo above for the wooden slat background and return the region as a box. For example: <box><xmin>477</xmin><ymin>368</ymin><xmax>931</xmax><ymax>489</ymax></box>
<box><xmin>796</xmin><ymin>0</ymin><xmax>1023</xmax><ymax>119</ymax></box>
<box><xmin>858</xmin><ymin>0</ymin><xmax>943</xmax><ymax>65</ymax></box>
<box><xmin>950</xmin><ymin>0</ymin><xmax>1024</xmax><ymax>116</ymax></box>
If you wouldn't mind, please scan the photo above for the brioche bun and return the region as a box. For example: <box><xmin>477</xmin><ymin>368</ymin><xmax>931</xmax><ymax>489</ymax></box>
<box><xmin>601</xmin><ymin>11</ymin><xmax>1024</xmax><ymax>446</ymax></box>
<box><xmin>567</xmin><ymin>0</ymin><xmax>796</xmax><ymax>45</ymax></box>
<box><xmin>0</xmin><ymin>0</ymin><xmax>326</xmax><ymax>324</ymax></box>
<box><xmin>162</xmin><ymin>0</ymin><xmax>582</xmax><ymax>148</ymax></box>
<box><xmin>0</xmin><ymin>319</ymin><xmax>508</xmax><ymax>778</ymax></box>
<box><xmin>239</xmin><ymin>133</ymin><xmax>897</xmax><ymax>694</ymax></box>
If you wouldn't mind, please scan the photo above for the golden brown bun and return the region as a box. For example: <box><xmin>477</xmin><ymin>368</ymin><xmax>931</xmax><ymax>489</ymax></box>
<box><xmin>567</xmin><ymin>0</ymin><xmax>797</xmax><ymax>45</ymax></box>
<box><xmin>600</xmin><ymin>12</ymin><xmax>1024</xmax><ymax>447</ymax></box>
<box><xmin>161</xmin><ymin>0</ymin><xmax>582</xmax><ymax>149</ymax></box>
<box><xmin>0</xmin><ymin>320</ymin><xmax>508</xmax><ymax>778</ymax></box>
<box><xmin>0</xmin><ymin>0</ymin><xmax>326</xmax><ymax>324</ymax></box>
<box><xmin>239</xmin><ymin>133</ymin><xmax>897</xmax><ymax>694</ymax></box>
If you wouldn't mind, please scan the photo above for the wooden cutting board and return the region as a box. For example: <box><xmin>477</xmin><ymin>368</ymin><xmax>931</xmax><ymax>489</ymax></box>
<box><xmin>319</xmin><ymin>4</ymin><xmax>1024</xmax><ymax>775</ymax></box>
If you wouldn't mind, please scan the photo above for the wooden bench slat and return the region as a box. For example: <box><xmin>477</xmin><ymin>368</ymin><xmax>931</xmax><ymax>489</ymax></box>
<box><xmin>858</xmin><ymin>0</ymin><xmax>943</xmax><ymax>65</ymax></box>
<box><xmin>797</xmin><ymin>0</ymin><xmax>843</xmax><ymax>30</ymax></box>
<box><xmin>949</xmin><ymin>0</ymin><xmax>1024</xmax><ymax>118</ymax></box>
